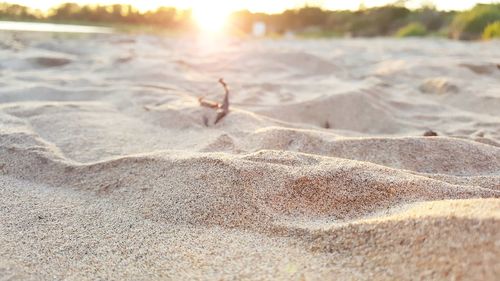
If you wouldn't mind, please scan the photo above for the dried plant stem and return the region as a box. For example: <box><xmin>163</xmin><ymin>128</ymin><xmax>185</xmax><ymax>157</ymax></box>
<box><xmin>198</xmin><ymin>97</ymin><xmax>220</xmax><ymax>109</ymax></box>
<box><xmin>198</xmin><ymin>78</ymin><xmax>231</xmax><ymax>125</ymax></box>
<box><xmin>214</xmin><ymin>78</ymin><xmax>230</xmax><ymax>124</ymax></box>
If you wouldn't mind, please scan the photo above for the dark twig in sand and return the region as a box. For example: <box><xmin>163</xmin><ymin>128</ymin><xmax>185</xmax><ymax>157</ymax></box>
<box><xmin>198</xmin><ymin>97</ymin><xmax>220</xmax><ymax>109</ymax></box>
<box><xmin>199</xmin><ymin>78</ymin><xmax>231</xmax><ymax>125</ymax></box>
<box><xmin>214</xmin><ymin>78</ymin><xmax>230</xmax><ymax>124</ymax></box>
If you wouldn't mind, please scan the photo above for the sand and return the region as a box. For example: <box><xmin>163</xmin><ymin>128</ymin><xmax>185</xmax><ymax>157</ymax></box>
<box><xmin>0</xmin><ymin>32</ymin><xmax>499</xmax><ymax>280</ymax></box>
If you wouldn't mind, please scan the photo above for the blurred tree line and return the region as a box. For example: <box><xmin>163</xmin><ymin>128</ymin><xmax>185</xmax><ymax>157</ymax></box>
<box><xmin>0</xmin><ymin>3</ymin><xmax>41</xmax><ymax>20</ymax></box>
<box><xmin>231</xmin><ymin>4</ymin><xmax>454</xmax><ymax>37</ymax></box>
<box><xmin>0</xmin><ymin>2</ymin><xmax>193</xmax><ymax>29</ymax></box>
<box><xmin>1</xmin><ymin>2</ymin><xmax>499</xmax><ymax>39</ymax></box>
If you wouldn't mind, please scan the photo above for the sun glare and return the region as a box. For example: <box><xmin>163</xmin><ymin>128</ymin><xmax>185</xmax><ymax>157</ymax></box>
<box><xmin>192</xmin><ymin>4</ymin><xmax>231</xmax><ymax>33</ymax></box>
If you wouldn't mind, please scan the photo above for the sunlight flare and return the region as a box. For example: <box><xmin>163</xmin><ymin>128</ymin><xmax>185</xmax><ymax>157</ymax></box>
<box><xmin>192</xmin><ymin>4</ymin><xmax>231</xmax><ymax>33</ymax></box>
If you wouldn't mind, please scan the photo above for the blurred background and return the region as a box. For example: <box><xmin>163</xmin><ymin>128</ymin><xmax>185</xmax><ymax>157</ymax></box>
<box><xmin>0</xmin><ymin>0</ymin><xmax>499</xmax><ymax>40</ymax></box>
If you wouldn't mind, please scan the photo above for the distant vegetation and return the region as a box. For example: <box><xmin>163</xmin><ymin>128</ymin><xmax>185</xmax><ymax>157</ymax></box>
<box><xmin>0</xmin><ymin>2</ymin><xmax>193</xmax><ymax>32</ymax></box>
<box><xmin>483</xmin><ymin>21</ymin><xmax>500</xmax><ymax>39</ymax></box>
<box><xmin>1</xmin><ymin>1</ymin><xmax>500</xmax><ymax>40</ymax></box>
<box><xmin>449</xmin><ymin>3</ymin><xmax>500</xmax><ymax>39</ymax></box>
<box><xmin>396</xmin><ymin>22</ymin><xmax>428</xmax><ymax>37</ymax></box>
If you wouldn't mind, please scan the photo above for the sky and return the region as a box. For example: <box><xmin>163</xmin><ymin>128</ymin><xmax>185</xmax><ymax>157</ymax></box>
<box><xmin>6</xmin><ymin>0</ymin><xmax>499</xmax><ymax>13</ymax></box>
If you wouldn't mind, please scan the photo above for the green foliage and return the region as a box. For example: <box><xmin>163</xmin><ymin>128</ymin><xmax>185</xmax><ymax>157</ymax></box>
<box><xmin>0</xmin><ymin>3</ymin><xmax>40</xmax><ymax>20</ymax></box>
<box><xmin>297</xmin><ymin>30</ymin><xmax>342</xmax><ymax>39</ymax></box>
<box><xmin>353</xmin><ymin>6</ymin><xmax>411</xmax><ymax>36</ymax></box>
<box><xmin>407</xmin><ymin>7</ymin><xmax>454</xmax><ymax>31</ymax></box>
<box><xmin>450</xmin><ymin>4</ymin><xmax>500</xmax><ymax>39</ymax></box>
<box><xmin>46</xmin><ymin>3</ymin><xmax>189</xmax><ymax>27</ymax></box>
<box><xmin>1</xmin><ymin>2</ymin><xmax>192</xmax><ymax>30</ymax></box>
<box><xmin>396</xmin><ymin>22</ymin><xmax>427</xmax><ymax>37</ymax></box>
<box><xmin>483</xmin><ymin>21</ymin><xmax>500</xmax><ymax>39</ymax></box>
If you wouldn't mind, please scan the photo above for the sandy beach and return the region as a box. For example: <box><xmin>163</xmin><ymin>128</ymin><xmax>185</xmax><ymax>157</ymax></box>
<box><xmin>0</xmin><ymin>33</ymin><xmax>499</xmax><ymax>280</ymax></box>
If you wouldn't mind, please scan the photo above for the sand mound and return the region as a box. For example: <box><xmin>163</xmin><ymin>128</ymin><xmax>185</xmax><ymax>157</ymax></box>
<box><xmin>244</xmin><ymin>128</ymin><xmax>500</xmax><ymax>176</ymax></box>
<box><xmin>1</xmin><ymin>34</ymin><xmax>499</xmax><ymax>280</ymax></box>
<box><xmin>2</xmin><ymin>143</ymin><xmax>497</xmax><ymax>228</ymax></box>
<box><xmin>419</xmin><ymin>77</ymin><xmax>459</xmax><ymax>94</ymax></box>
<box><xmin>304</xmin><ymin>199</ymin><xmax>500</xmax><ymax>280</ymax></box>
<box><xmin>460</xmin><ymin>63</ymin><xmax>499</xmax><ymax>75</ymax></box>
<box><xmin>256</xmin><ymin>88</ymin><xmax>407</xmax><ymax>133</ymax></box>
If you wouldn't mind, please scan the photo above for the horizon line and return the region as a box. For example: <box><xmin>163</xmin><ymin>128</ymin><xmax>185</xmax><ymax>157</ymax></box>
<box><xmin>2</xmin><ymin>1</ymin><xmax>499</xmax><ymax>14</ymax></box>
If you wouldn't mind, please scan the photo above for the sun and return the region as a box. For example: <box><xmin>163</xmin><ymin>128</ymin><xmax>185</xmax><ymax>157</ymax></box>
<box><xmin>192</xmin><ymin>4</ymin><xmax>232</xmax><ymax>33</ymax></box>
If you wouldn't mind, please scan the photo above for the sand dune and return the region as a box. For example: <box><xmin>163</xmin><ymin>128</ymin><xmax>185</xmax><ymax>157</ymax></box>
<box><xmin>1</xmin><ymin>33</ymin><xmax>499</xmax><ymax>280</ymax></box>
